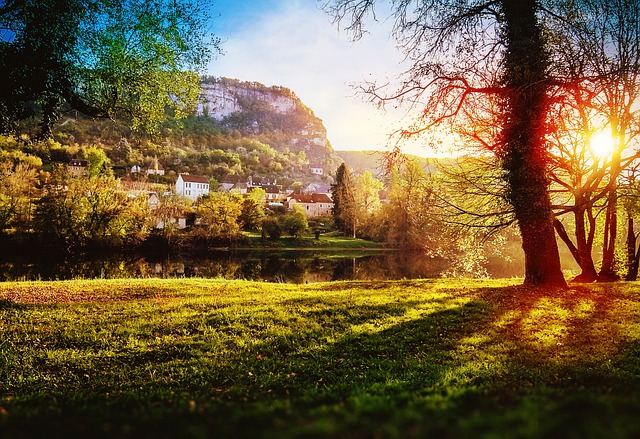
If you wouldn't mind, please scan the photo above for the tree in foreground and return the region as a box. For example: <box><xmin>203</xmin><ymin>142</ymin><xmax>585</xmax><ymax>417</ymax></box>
<box><xmin>325</xmin><ymin>0</ymin><xmax>571</xmax><ymax>285</ymax></box>
<box><xmin>0</xmin><ymin>0</ymin><xmax>217</xmax><ymax>138</ymax></box>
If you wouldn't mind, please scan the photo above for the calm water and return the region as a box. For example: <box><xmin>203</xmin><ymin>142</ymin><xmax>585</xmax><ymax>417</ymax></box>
<box><xmin>0</xmin><ymin>249</ymin><xmax>524</xmax><ymax>283</ymax></box>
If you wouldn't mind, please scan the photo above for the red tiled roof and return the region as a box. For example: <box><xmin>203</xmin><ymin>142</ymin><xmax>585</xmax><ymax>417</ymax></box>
<box><xmin>180</xmin><ymin>174</ymin><xmax>209</xmax><ymax>184</ymax></box>
<box><xmin>289</xmin><ymin>193</ymin><xmax>333</xmax><ymax>204</ymax></box>
<box><xmin>222</xmin><ymin>174</ymin><xmax>243</xmax><ymax>184</ymax></box>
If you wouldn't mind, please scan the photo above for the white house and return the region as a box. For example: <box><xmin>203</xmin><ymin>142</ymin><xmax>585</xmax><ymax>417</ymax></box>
<box><xmin>146</xmin><ymin>158</ymin><xmax>165</xmax><ymax>176</ymax></box>
<box><xmin>176</xmin><ymin>174</ymin><xmax>210</xmax><ymax>200</ymax></box>
<box><xmin>309</xmin><ymin>164</ymin><xmax>324</xmax><ymax>175</ymax></box>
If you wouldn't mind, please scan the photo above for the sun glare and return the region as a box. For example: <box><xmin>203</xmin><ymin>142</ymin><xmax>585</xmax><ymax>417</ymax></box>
<box><xmin>589</xmin><ymin>130</ymin><xmax>616</xmax><ymax>159</ymax></box>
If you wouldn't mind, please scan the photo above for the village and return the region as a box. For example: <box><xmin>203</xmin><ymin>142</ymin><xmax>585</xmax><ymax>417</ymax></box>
<box><xmin>68</xmin><ymin>157</ymin><xmax>335</xmax><ymax>231</ymax></box>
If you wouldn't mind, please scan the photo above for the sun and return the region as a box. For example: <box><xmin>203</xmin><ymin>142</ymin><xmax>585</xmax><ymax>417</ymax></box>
<box><xmin>590</xmin><ymin>130</ymin><xmax>616</xmax><ymax>160</ymax></box>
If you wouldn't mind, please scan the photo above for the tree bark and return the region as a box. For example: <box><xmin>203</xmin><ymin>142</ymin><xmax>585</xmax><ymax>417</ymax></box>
<box><xmin>625</xmin><ymin>215</ymin><xmax>639</xmax><ymax>281</ymax></box>
<box><xmin>600</xmin><ymin>187</ymin><xmax>620</xmax><ymax>280</ymax></box>
<box><xmin>501</xmin><ymin>0</ymin><xmax>566</xmax><ymax>286</ymax></box>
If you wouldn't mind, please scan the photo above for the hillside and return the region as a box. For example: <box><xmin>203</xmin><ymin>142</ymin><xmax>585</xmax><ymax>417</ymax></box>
<box><xmin>335</xmin><ymin>149</ymin><xmax>438</xmax><ymax>177</ymax></box>
<box><xmin>197</xmin><ymin>77</ymin><xmax>335</xmax><ymax>164</ymax></box>
<box><xmin>45</xmin><ymin>77</ymin><xmax>342</xmax><ymax>186</ymax></box>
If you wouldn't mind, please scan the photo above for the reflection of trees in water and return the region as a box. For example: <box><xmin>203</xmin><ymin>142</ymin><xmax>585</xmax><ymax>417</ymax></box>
<box><xmin>332</xmin><ymin>251</ymin><xmax>448</xmax><ymax>281</ymax></box>
<box><xmin>0</xmin><ymin>250</ymin><xmax>453</xmax><ymax>282</ymax></box>
<box><xmin>0</xmin><ymin>253</ymin><xmax>155</xmax><ymax>281</ymax></box>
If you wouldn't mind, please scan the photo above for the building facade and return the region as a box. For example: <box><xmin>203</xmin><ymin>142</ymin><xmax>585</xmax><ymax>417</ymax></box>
<box><xmin>287</xmin><ymin>193</ymin><xmax>333</xmax><ymax>217</ymax></box>
<box><xmin>176</xmin><ymin>174</ymin><xmax>210</xmax><ymax>200</ymax></box>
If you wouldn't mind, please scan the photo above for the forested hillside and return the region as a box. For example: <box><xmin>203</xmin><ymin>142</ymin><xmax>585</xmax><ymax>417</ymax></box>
<box><xmin>23</xmin><ymin>77</ymin><xmax>342</xmax><ymax>187</ymax></box>
<box><xmin>335</xmin><ymin>150</ymin><xmax>436</xmax><ymax>177</ymax></box>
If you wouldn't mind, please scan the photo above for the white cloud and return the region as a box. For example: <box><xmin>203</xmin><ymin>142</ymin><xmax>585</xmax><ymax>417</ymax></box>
<box><xmin>207</xmin><ymin>1</ymin><xmax>430</xmax><ymax>153</ymax></box>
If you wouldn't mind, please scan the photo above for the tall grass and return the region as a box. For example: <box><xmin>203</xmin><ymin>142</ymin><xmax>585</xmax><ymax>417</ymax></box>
<box><xmin>1</xmin><ymin>278</ymin><xmax>639</xmax><ymax>438</ymax></box>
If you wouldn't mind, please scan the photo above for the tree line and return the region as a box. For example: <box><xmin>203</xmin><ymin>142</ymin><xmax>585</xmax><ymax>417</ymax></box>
<box><xmin>0</xmin><ymin>148</ymin><xmax>315</xmax><ymax>251</ymax></box>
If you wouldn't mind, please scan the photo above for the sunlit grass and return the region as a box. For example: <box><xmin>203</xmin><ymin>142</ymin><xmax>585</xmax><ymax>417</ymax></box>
<box><xmin>1</xmin><ymin>278</ymin><xmax>640</xmax><ymax>438</ymax></box>
<box><xmin>241</xmin><ymin>231</ymin><xmax>386</xmax><ymax>248</ymax></box>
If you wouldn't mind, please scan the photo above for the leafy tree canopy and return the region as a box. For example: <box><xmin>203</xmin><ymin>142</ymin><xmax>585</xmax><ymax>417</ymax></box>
<box><xmin>0</xmin><ymin>0</ymin><xmax>218</xmax><ymax>138</ymax></box>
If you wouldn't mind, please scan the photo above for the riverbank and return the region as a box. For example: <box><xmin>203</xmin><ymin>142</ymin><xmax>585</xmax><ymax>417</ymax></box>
<box><xmin>1</xmin><ymin>278</ymin><xmax>639</xmax><ymax>438</ymax></box>
<box><xmin>0</xmin><ymin>230</ymin><xmax>389</xmax><ymax>257</ymax></box>
<box><xmin>229</xmin><ymin>231</ymin><xmax>389</xmax><ymax>250</ymax></box>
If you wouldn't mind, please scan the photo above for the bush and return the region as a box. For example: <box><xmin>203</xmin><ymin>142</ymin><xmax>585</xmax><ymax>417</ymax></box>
<box><xmin>261</xmin><ymin>217</ymin><xmax>281</xmax><ymax>240</ymax></box>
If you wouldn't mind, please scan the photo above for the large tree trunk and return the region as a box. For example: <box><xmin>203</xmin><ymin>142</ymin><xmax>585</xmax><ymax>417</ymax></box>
<box><xmin>501</xmin><ymin>0</ymin><xmax>566</xmax><ymax>286</ymax></box>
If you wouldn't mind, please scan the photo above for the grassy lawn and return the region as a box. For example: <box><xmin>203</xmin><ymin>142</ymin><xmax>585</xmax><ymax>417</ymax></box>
<box><xmin>1</xmin><ymin>278</ymin><xmax>640</xmax><ymax>438</ymax></box>
<box><xmin>237</xmin><ymin>231</ymin><xmax>386</xmax><ymax>249</ymax></box>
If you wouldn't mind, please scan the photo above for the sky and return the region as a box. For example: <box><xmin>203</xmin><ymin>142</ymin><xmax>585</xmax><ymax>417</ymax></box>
<box><xmin>206</xmin><ymin>0</ymin><xmax>433</xmax><ymax>156</ymax></box>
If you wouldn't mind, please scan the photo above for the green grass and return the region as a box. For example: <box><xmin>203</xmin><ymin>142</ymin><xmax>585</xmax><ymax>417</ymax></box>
<box><xmin>237</xmin><ymin>231</ymin><xmax>386</xmax><ymax>249</ymax></box>
<box><xmin>1</xmin><ymin>278</ymin><xmax>640</xmax><ymax>438</ymax></box>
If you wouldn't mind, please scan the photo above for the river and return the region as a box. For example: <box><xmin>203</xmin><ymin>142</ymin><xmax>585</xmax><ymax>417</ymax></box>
<box><xmin>0</xmin><ymin>249</ymin><xmax>525</xmax><ymax>283</ymax></box>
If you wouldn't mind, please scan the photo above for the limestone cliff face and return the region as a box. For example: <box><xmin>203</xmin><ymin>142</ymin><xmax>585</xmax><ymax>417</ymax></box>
<box><xmin>197</xmin><ymin>77</ymin><xmax>334</xmax><ymax>162</ymax></box>
<box><xmin>197</xmin><ymin>82</ymin><xmax>297</xmax><ymax>119</ymax></box>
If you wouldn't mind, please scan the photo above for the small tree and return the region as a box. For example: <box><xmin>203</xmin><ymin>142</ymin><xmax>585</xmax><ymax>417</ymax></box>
<box><xmin>34</xmin><ymin>169</ymin><xmax>147</xmax><ymax>248</ymax></box>
<box><xmin>239</xmin><ymin>188</ymin><xmax>266</xmax><ymax>231</ymax></box>
<box><xmin>282</xmin><ymin>206</ymin><xmax>308</xmax><ymax>238</ymax></box>
<box><xmin>197</xmin><ymin>192</ymin><xmax>242</xmax><ymax>240</ymax></box>
<box><xmin>152</xmin><ymin>193</ymin><xmax>193</xmax><ymax>244</ymax></box>
<box><xmin>84</xmin><ymin>145</ymin><xmax>113</xmax><ymax>178</ymax></box>
<box><xmin>261</xmin><ymin>216</ymin><xmax>282</xmax><ymax>240</ymax></box>
<box><xmin>0</xmin><ymin>154</ymin><xmax>41</xmax><ymax>232</ymax></box>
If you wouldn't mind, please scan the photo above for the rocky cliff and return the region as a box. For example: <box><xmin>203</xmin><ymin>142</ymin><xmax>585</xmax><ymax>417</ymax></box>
<box><xmin>197</xmin><ymin>77</ymin><xmax>335</xmax><ymax>164</ymax></box>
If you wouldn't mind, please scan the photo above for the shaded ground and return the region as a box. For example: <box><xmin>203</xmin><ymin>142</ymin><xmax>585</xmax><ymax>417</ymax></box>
<box><xmin>0</xmin><ymin>278</ymin><xmax>639</xmax><ymax>438</ymax></box>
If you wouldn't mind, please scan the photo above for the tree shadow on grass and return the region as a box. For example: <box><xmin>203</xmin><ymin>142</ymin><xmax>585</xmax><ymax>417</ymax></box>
<box><xmin>462</xmin><ymin>284</ymin><xmax>640</xmax><ymax>439</ymax></box>
<box><xmin>225</xmin><ymin>284</ymin><xmax>640</xmax><ymax>438</ymax></box>
<box><xmin>4</xmin><ymin>283</ymin><xmax>640</xmax><ymax>439</ymax></box>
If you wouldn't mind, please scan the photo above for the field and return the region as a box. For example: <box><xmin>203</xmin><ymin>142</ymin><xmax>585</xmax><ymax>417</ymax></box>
<box><xmin>1</xmin><ymin>278</ymin><xmax>640</xmax><ymax>438</ymax></box>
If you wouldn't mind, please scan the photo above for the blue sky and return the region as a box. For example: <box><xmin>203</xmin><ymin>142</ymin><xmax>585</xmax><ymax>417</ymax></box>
<box><xmin>206</xmin><ymin>0</ymin><xmax>429</xmax><ymax>154</ymax></box>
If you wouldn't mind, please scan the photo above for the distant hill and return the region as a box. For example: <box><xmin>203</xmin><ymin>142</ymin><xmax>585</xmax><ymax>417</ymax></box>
<box><xmin>335</xmin><ymin>150</ymin><xmax>437</xmax><ymax>178</ymax></box>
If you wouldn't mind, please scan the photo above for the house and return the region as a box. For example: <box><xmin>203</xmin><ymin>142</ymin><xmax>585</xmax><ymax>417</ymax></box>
<box><xmin>309</xmin><ymin>164</ymin><xmax>324</xmax><ymax>175</ymax></box>
<box><xmin>262</xmin><ymin>184</ymin><xmax>287</xmax><ymax>202</ymax></box>
<box><xmin>130</xmin><ymin>165</ymin><xmax>142</xmax><ymax>174</ymax></box>
<box><xmin>146</xmin><ymin>158</ymin><xmax>165</xmax><ymax>176</ymax></box>
<box><xmin>68</xmin><ymin>159</ymin><xmax>88</xmax><ymax>177</ymax></box>
<box><xmin>147</xmin><ymin>192</ymin><xmax>160</xmax><ymax>210</ymax></box>
<box><xmin>231</xmin><ymin>182</ymin><xmax>248</xmax><ymax>195</ymax></box>
<box><xmin>287</xmin><ymin>193</ymin><xmax>334</xmax><ymax>217</ymax></box>
<box><xmin>219</xmin><ymin>174</ymin><xmax>243</xmax><ymax>191</ymax></box>
<box><xmin>247</xmin><ymin>175</ymin><xmax>276</xmax><ymax>189</ymax></box>
<box><xmin>155</xmin><ymin>216</ymin><xmax>187</xmax><ymax>230</ymax></box>
<box><xmin>176</xmin><ymin>174</ymin><xmax>210</xmax><ymax>200</ymax></box>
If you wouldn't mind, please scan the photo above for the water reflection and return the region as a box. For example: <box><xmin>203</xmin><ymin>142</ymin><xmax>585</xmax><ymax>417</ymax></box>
<box><xmin>0</xmin><ymin>250</ymin><xmax>459</xmax><ymax>283</ymax></box>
